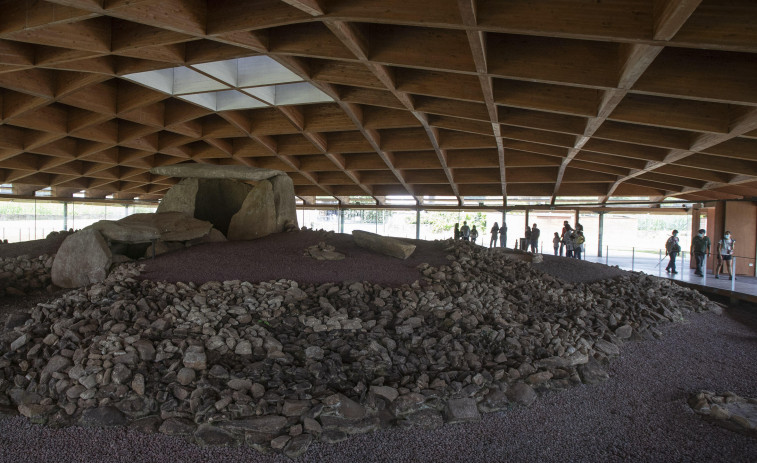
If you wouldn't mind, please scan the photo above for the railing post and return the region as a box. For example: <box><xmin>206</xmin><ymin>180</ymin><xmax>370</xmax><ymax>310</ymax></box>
<box><xmin>659</xmin><ymin>249</ymin><xmax>662</xmax><ymax>275</ymax></box>
<box><xmin>605</xmin><ymin>245</ymin><xmax>608</xmax><ymax>265</ymax></box>
<box><xmin>632</xmin><ymin>247</ymin><xmax>635</xmax><ymax>271</ymax></box>
<box><xmin>731</xmin><ymin>257</ymin><xmax>736</xmax><ymax>291</ymax></box>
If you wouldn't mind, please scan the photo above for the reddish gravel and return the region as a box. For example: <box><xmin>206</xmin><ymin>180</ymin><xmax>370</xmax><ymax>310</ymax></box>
<box><xmin>140</xmin><ymin>230</ymin><xmax>450</xmax><ymax>286</ymax></box>
<box><xmin>1</xmin><ymin>308</ymin><xmax>755</xmax><ymax>463</ymax></box>
<box><xmin>534</xmin><ymin>254</ymin><xmax>628</xmax><ymax>283</ymax></box>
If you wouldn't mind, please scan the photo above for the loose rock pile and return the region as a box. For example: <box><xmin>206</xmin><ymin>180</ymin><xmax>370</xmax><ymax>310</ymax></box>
<box><xmin>0</xmin><ymin>240</ymin><xmax>715</xmax><ymax>458</ymax></box>
<box><xmin>0</xmin><ymin>254</ymin><xmax>54</xmax><ymax>297</ymax></box>
<box><xmin>690</xmin><ymin>391</ymin><xmax>757</xmax><ymax>437</ymax></box>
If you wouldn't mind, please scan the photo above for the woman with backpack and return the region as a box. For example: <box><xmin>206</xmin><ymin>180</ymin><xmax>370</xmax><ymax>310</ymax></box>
<box><xmin>665</xmin><ymin>229</ymin><xmax>680</xmax><ymax>274</ymax></box>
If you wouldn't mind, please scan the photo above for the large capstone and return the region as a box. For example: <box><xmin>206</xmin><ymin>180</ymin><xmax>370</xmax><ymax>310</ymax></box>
<box><xmin>51</xmin><ymin>228</ymin><xmax>112</xmax><ymax>288</ymax></box>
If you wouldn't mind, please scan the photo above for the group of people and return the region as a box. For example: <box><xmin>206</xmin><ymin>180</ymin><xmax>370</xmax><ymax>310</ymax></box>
<box><xmin>666</xmin><ymin>228</ymin><xmax>736</xmax><ymax>280</ymax></box>
<box><xmin>552</xmin><ymin>221</ymin><xmax>585</xmax><ymax>259</ymax></box>
<box><xmin>453</xmin><ymin>221</ymin><xmax>479</xmax><ymax>243</ymax></box>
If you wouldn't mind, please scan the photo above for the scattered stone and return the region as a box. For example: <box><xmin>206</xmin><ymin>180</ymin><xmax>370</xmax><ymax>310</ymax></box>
<box><xmin>577</xmin><ymin>358</ymin><xmax>610</xmax><ymax>384</ymax></box>
<box><xmin>159</xmin><ymin>417</ymin><xmax>196</xmax><ymax>435</ymax></box>
<box><xmin>352</xmin><ymin>230</ymin><xmax>416</xmax><ymax>259</ymax></box>
<box><xmin>79</xmin><ymin>406</ymin><xmax>128</xmax><ymax>427</ymax></box>
<box><xmin>398</xmin><ymin>409</ymin><xmax>443</xmax><ymax>429</ymax></box>
<box><xmin>690</xmin><ymin>391</ymin><xmax>757</xmax><ymax>438</ymax></box>
<box><xmin>182</xmin><ymin>346</ymin><xmax>207</xmax><ymax>370</ymax></box>
<box><xmin>444</xmin><ymin>398</ymin><xmax>481</xmax><ymax>424</ymax></box>
<box><xmin>284</xmin><ymin>434</ymin><xmax>313</xmax><ymax>458</ymax></box>
<box><xmin>271</xmin><ymin>435</ymin><xmax>290</xmax><ymax>449</ymax></box>
<box><xmin>506</xmin><ymin>382</ymin><xmax>538</xmax><ymax>407</ymax></box>
<box><xmin>194</xmin><ymin>423</ymin><xmax>238</xmax><ymax>446</ymax></box>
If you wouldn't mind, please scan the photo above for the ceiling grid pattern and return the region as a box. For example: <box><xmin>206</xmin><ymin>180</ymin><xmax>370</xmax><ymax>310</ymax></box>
<box><xmin>0</xmin><ymin>0</ymin><xmax>755</xmax><ymax>204</ymax></box>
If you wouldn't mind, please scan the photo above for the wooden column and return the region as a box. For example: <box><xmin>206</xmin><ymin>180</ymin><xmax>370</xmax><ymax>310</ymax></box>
<box><xmin>724</xmin><ymin>201</ymin><xmax>757</xmax><ymax>276</ymax></box>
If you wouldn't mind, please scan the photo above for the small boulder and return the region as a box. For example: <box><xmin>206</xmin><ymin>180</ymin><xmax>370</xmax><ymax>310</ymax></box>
<box><xmin>352</xmin><ymin>230</ymin><xmax>416</xmax><ymax>259</ymax></box>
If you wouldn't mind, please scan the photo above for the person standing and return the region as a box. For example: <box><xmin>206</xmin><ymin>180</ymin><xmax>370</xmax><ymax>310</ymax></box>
<box><xmin>664</xmin><ymin>229</ymin><xmax>680</xmax><ymax>274</ymax></box>
<box><xmin>574</xmin><ymin>231</ymin><xmax>585</xmax><ymax>259</ymax></box>
<box><xmin>470</xmin><ymin>225</ymin><xmax>479</xmax><ymax>244</ymax></box>
<box><xmin>565</xmin><ymin>231</ymin><xmax>574</xmax><ymax>258</ymax></box>
<box><xmin>524</xmin><ymin>226</ymin><xmax>532</xmax><ymax>250</ymax></box>
<box><xmin>530</xmin><ymin>223</ymin><xmax>540</xmax><ymax>253</ymax></box>
<box><xmin>499</xmin><ymin>223</ymin><xmax>507</xmax><ymax>248</ymax></box>
<box><xmin>691</xmin><ymin>228</ymin><xmax>711</xmax><ymax>277</ymax></box>
<box><xmin>714</xmin><ymin>231</ymin><xmax>735</xmax><ymax>280</ymax></box>
<box><xmin>489</xmin><ymin>222</ymin><xmax>499</xmax><ymax>248</ymax></box>
<box><xmin>460</xmin><ymin>221</ymin><xmax>470</xmax><ymax>241</ymax></box>
<box><xmin>454</xmin><ymin>223</ymin><xmax>460</xmax><ymax>240</ymax></box>
<box><xmin>552</xmin><ymin>232</ymin><xmax>560</xmax><ymax>256</ymax></box>
<box><xmin>559</xmin><ymin>221</ymin><xmax>573</xmax><ymax>256</ymax></box>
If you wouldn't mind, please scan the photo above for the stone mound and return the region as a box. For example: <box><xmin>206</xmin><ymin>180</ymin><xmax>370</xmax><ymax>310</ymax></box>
<box><xmin>0</xmin><ymin>240</ymin><xmax>717</xmax><ymax>457</ymax></box>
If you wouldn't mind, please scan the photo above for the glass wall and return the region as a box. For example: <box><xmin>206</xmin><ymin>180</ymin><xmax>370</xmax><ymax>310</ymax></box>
<box><xmin>0</xmin><ymin>199</ymin><xmax>156</xmax><ymax>243</ymax></box>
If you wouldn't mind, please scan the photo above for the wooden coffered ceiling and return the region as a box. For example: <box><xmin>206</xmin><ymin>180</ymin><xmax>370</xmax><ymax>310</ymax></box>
<box><xmin>0</xmin><ymin>0</ymin><xmax>756</xmax><ymax>205</ymax></box>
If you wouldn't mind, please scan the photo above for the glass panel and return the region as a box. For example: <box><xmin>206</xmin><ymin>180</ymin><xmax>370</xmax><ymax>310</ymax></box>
<box><xmin>602</xmin><ymin>212</ymin><xmax>691</xmax><ymax>256</ymax></box>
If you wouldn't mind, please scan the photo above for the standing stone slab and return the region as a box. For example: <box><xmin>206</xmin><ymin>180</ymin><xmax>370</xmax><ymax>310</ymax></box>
<box><xmin>352</xmin><ymin>230</ymin><xmax>416</xmax><ymax>259</ymax></box>
<box><xmin>51</xmin><ymin>229</ymin><xmax>112</xmax><ymax>288</ymax></box>
<box><xmin>155</xmin><ymin>177</ymin><xmax>199</xmax><ymax>216</ymax></box>
<box><xmin>228</xmin><ymin>180</ymin><xmax>277</xmax><ymax>241</ymax></box>
<box><xmin>269</xmin><ymin>174</ymin><xmax>298</xmax><ymax>231</ymax></box>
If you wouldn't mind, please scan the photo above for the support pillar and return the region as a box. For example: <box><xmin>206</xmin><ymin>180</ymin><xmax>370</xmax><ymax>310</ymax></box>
<box><xmin>63</xmin><ymin>202</ymin><xmax>68</xmax><ymax>230</ymax></box>
<box><xmin>690</xmin><ymin>207</ymin><xmax>701</xmax><ymax>269</ymax></box>
<box><xmin>339</xmin><ymin>208</ymin><xmax>344</xmax><ymax>234</ymax></box>
<box><xmin>574</xmin><ymin>208</ymin><xmax>580</xmax><ymax>228</ymax></box>
<box><xmin>416</xmin><ymin>209</ymin><xmax>421</xmax><ymax>239</ymax></box>
<box><xmin>598</xmin><ymin>211</ymin><xmax>604</xmax><ymax>257</ymax></box>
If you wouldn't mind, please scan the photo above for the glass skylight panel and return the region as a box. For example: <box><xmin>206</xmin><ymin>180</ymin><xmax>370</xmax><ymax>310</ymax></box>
<box><xmin>216</xmin><ymin>90</ymin><xmax>268</xmax><ymax>111</ymax></box>
<box><xmin>237</xmin><ymin>56</ymin><xmax>303</xmax><ymax>87</ymax></box>
<box><xmin>172</xmin><ymin>67</ymin><xmax>227</xmax><ymax>94</ymax></box>
<box><xmin>124</xmin><ymin>68</ymin><xmax>174</xmax><ymax>94</ymax></box>
<box><xmin>193</xmin><ymin>59</ymin><xmax>239</xmax><ymax>86</ymax></box>
<box><xmin>122</xmin><ymin>56</ymin><xmax>330</xmax><ymax>111</ymax></box>
<box><xmin>243</xmin><ymin>86</ymin><xmax>275</xmax><ymax>105</ymax></box>
<box><xmin>177</xmin><ymin>93</ymin><xmax>217</xmax><ymax>110</ymax></box>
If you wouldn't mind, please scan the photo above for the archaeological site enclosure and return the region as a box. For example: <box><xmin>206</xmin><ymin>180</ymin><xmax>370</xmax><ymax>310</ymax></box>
<box><xmin>1</xmin><ymin>1</ymin><xmax>757</xmax><ymax>462</ymax></box>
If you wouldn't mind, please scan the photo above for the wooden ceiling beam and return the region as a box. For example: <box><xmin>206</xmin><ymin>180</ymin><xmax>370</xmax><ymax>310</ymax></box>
<box><xmin>459</xmin><ymin>0</ymin><xmax>507</xmax><ymax>201</ymax></box>
<box><xmin>324</xmin><ymin>20</ymin><xmax>459</xmax><ymax>204</ymax></box>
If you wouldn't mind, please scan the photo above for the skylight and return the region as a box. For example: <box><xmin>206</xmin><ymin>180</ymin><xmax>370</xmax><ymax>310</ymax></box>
<box><xmin>122</xmin><ymin>56</ymin><xmax>333</xmax><ymax>111</ymax></box>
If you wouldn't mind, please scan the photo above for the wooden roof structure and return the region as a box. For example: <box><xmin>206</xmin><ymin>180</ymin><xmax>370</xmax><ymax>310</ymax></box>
<box><xmin>0</xmin><ymin>0</ymin><xmax>756</xmax><ymax>206</ymax></box>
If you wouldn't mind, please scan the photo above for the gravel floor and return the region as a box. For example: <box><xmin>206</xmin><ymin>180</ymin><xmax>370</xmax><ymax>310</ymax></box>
<box><xmin>139</xmin><ymin>230</ymin><xmax>450</xmax><ymax>286</ymax></box>
<box><xmin>1</xmin><ymin>307</ymin><xmax>755</xmax><ymax>463</ymax></box>
<box><xmin>534</xmin><ymin>254</ymin><xmax>627</xmax><ymax>283</ymax></box>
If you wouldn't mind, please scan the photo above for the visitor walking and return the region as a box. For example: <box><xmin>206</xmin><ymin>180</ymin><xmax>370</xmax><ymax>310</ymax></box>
<box><xmin>454</xmin><ymin>223</ymin><xmax>460</xmax><ymax>240</ymax></box>
<box><xmin>499</xmin><ymin>223</ymin><xmax>507</xmax><ymax>248</ymax></box>
<box><xmin>460</xmin><ymin>221</ymin><xmax>471</xmax><ymax>242</ymax></box>
<box><xmin>489</xmin><ymin>222</ymin><xmax>499</xmax><ymax>248</ymax></box>
<box><xmin>664</xmin><ymin>229</ymin><xmax>680</xmax><ymax>274</ymax></box>
<box><xmin>470</xmin><ymin>225</ymin><xmax>479</xmax><ymax>244</ymax></box>
<box><xmin>530</xmin><ymin>223</ymin><xmax>540</xmax><ymax>253</ymax></box>
<box><xmin>715</xmin><ymin>231</ymin><xmax>735</xmax><ymax>280</ymax></box>
<box><xmin>691</xmin><ymin>228</ymin><xmax>711</xmax><ymax>277</ymax></box>
<box><xmin>552</xmin><ymin>232</ymin><xmax>560</xmax><ymax>256</ymax></box>
<box><xmin>573</xmin><ymin>231</ymin><xmax>585</xmax><ymax>259</ymax></box>
<box><xmin>559</xmin><ymin>221</ymin><xmax>573</xmax><ymax>256</ymax></box>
